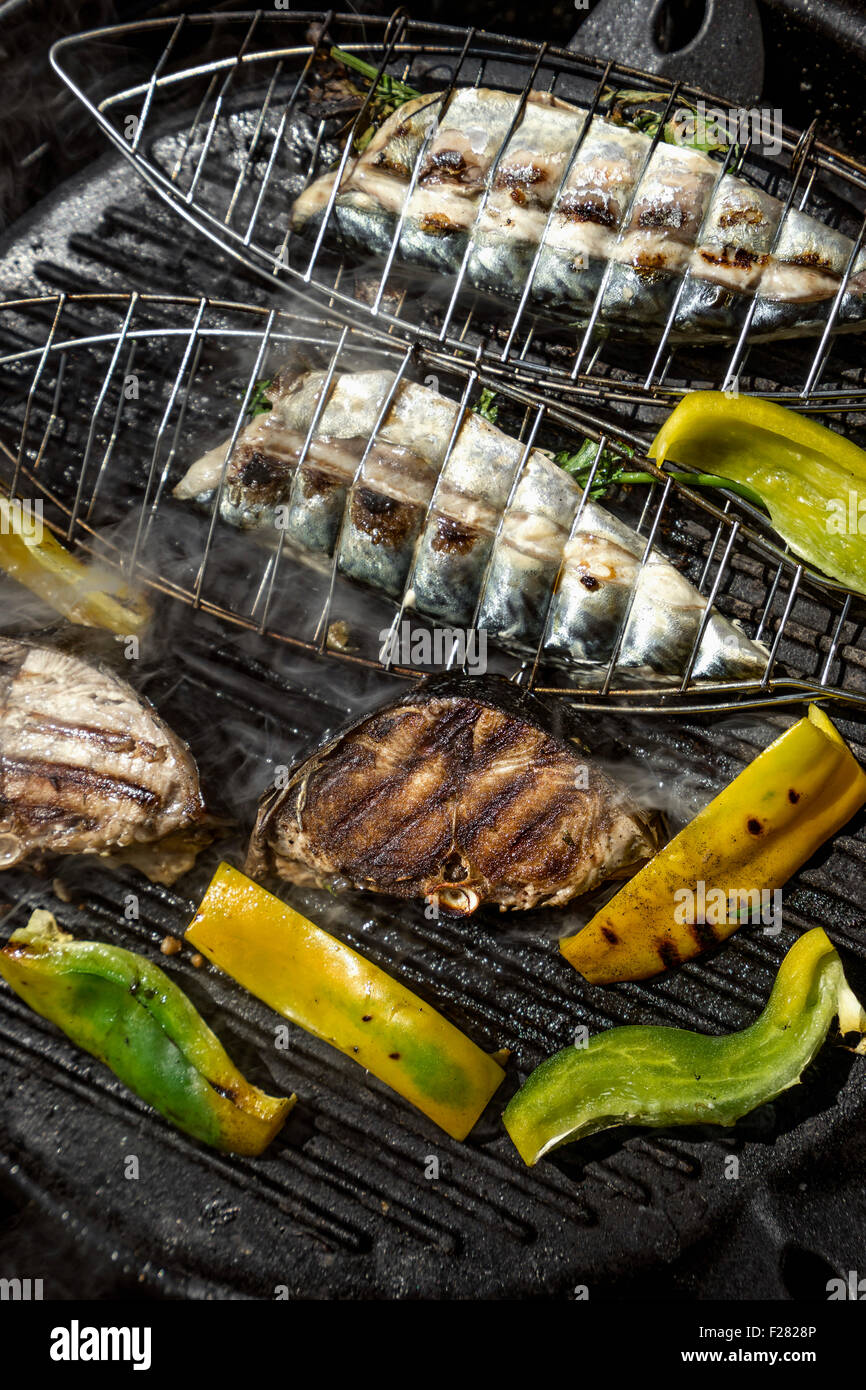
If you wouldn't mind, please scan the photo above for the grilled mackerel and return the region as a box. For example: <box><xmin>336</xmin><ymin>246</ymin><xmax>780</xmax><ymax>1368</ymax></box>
<box><xmin>246</xmin><ymin>675</ymin><xmax>661</xmax><ymax>913</ymax></box>
<box><xmin>291</xmin><ymin>88</ymin><xmax>866</xmax><ymax>341</ymax></box>
<box><xmin>0</xmin><ymin>638</ymin><xmax>210</xmax><ymax>883</ymax></box>
<box><xmin>175</xmin><ymin>368</ymin><xmax>768</xmax><ymax>684</ymax></box>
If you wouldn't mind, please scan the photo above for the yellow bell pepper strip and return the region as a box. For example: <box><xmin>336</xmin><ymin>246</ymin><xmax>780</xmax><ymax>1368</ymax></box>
<box><xmin>650</xmin><ymin>391</ymin><xmax>866</xmax><ymax>596</ymax></box>
<box><xmin>0</xmin><ymin>909</ymin><xmax>294</xmax><ymax>1155</ymax></box>
<box><xmin>0</xmin><ymin>496</ymin><xmax>150</xmax><ymax>633</ymax></box>
<box><xmin>185</xmin><ymin>863</ymin><xmax>506</xmax><ymax>1141</ymax></box>
<box><xmin>506</xmin><ymin>927</ymin><xmax>866</xmax><ymax>1165</ymax></box>
<box><xmin>561</xmin><ymin>705</ymin><xmax>866</xmax><ymax>984</ymax></box>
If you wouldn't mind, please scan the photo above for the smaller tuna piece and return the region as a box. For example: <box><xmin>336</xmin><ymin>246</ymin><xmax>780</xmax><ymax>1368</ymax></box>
<box><xmin>0</xmin><ymin>637</ymin><xmax>211</xmax><ymax>884</ymax></box>
<box><xmin>245</xmin><ymin>674</ymin><xmax>662</xmax><ymax>913</ymax></box>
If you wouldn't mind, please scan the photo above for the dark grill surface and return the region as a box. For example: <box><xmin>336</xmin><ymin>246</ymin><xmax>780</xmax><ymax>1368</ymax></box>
<box><xmin>0</xmin><ymin>613</ymin><xmax>865</xmax><ymax>1300</ymax></box>
<box><xmin>0</xmin><ymin>10</ymin><xmax>866</xmax><ymax>1302</ymax></box>
<box><xmin>0</xmin><ymin>553</ymin><xmax>862</xmax><ymax>1297</ymax></box>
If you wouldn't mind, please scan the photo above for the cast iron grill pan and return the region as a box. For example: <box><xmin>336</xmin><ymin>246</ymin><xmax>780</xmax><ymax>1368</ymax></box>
<box><xmin>0</xmin><ymin>15</ymin><xmax>865</xmax><ymax>1300</ymax></box>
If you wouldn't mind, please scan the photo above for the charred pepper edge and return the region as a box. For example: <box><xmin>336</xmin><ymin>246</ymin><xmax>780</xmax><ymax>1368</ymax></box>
<box><xmin>560</xmin><ymin>704</ymin><xmax>866</xmax><ymax>983</ymax></box>
<box><xmin>505</xmin><ymin>927</ymin><xmax>866</xmax><ymax>1166</ymax></box>
<box><xmin>0</xmin><ymin>910</ymin><xmax>295</xmax><ymax>1156</ymax></box>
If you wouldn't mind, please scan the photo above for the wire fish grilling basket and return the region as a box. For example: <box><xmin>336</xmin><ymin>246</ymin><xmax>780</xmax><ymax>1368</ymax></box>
<box><xmin>1</xmin><ymin>290</ymin><xmax>865</xmax><ymax>713</ymax></box>
<box><xmin>49</xmin><ymin>9</ymin><xmax>866</xmax><ymax>419</ymax></box>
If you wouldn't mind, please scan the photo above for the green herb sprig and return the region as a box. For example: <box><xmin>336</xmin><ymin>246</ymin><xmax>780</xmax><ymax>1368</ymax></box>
<box><xmin>247</xmin><ymin>378</ymin><xmax>273</xmax><ymax>419</ymax></box>
<box><xmin>473</xmin><ymin>388</ymin><xmax>499</xmax><ymax>424</ymax></box>
<box><xmin>601</xmin><ymin>87</ymin><xmax>739</xmax><ymax>159</ymax></box>
<box><xmin>554</xmin><ymin>438</ymin><xmax>764</xmax><ymax>507</ymax></box>
<box><xmin>329</xmin><ymin>46</ymin><xmax>421</xmax><ymax>153</ymax></box>
<box><xmin>555</xmin><ymin>440</ymin><xmax>635</xmax><ymax>497</ymax></box>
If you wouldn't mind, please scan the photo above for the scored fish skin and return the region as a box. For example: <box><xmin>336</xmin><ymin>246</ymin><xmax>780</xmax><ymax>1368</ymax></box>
<box><xmin>476</xmin><ymin>454</ymin><xmax>580</xmax><ymax>651</ymax></box>
<box><xmin>545</xmin><ymin>504</ymin><xmax>643</xmax><ymax>667</ymax></box>
<box><xmin>291</xmin><ymin>87</ymin><xmax>866</xmax><ymax>342</ymax></box>
<box><xmin>175</xmin><ymin>369</ymin><xmax>769</xmax><ymax>685</ymax></box>
<box><xmin>406</xmin><ymin>405</ymin><xmax>525</xmax><ymax>625</ymax></box>
<box><xmin>245</xmin><ymin>674</ymin><xmax>662</xmax><ymax>913</ymax></box>
<box><xmin>0</xmin><ymin>637</ymin><xmax>209</xmax><ymax>881</ymax></box>
<box><xmin>177</xmin><ymin>366</ymin><xmax>452</xmax><ymax>598</ymax></box>
<box><xmin>545</xmin><ymin>500</ymin><xmax>767</xmax><ymax>683</ymax></box>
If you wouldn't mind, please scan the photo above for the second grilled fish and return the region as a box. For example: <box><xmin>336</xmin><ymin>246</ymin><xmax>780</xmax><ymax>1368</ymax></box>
<box><xmin>291</xmin><ymin>88</ymin><xmax>866</xmax><ymax>343</ymax></box>
<box><xmin>175</xmin><ymin>368</ymin><xmax>768</xmax><ymax>686</ymax></box>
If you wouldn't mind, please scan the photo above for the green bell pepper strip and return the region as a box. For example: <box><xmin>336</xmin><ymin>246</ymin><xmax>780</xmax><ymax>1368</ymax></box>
<box><xmin>0</xmin><ymin>910</ymin><xmax>294</xmax><ymax>1155</ymax></box>
<box><xmin>650</xmin><ymin>392</ymin><xmax>866</xmax><ymax>596</ymax></box>
<box><xmin>505</xmin><ymin>927</ymin><xmax>866</xmax><ymax>1166</ymax></box>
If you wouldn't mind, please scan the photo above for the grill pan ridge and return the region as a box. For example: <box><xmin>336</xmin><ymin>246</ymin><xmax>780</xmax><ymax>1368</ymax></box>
<box><xmin>49</xmin><ymin>9</ymin><xmax>866</xmax><ymax>417</ymax></box>
<box><xmin>0</xmin><ymin>6</ymin><xmax>865</xmax><ymax>1304</ymax></box>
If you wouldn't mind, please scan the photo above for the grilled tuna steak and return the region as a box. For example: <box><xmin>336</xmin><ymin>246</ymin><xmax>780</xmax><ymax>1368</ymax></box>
<box><xmin>0</xmin><ymin>637</ymin><xmax>210</xmax><ymax>883</ymax></box>
<box><xmin>175</xmin><ymin>368</ymin><xmax>768</xmax><ymax>684</ymax></box>
<box><xmin>246</xmin><ymin>675</ymin><xmax>661</xmax><ymax>913</ymax></box>
<box><xmin>292</xmin><ymin>88</ymin><xmax>866</xmax><ymax>342</ymax></box>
